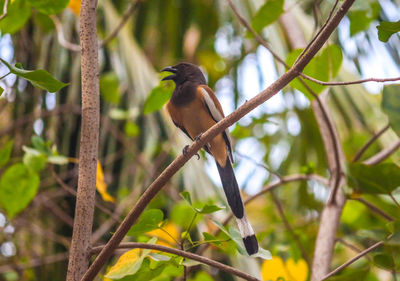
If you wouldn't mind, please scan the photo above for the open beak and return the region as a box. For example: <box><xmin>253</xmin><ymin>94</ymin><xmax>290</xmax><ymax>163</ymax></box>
<box><xmin>161</xmin><ymin>66</ymin><xmax>177</xmax><ymax>81</ymax></box>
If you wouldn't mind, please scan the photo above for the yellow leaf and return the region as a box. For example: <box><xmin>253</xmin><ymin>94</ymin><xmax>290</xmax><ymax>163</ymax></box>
<box><xmin>286</xmin><ymin>258</ymin><xmax>308</xmax><ymax>281</ymax></box>
<box><xmin>68</xmin><ymin>0</ymin><xmax>81</xmax><ymax>16</ymax></box>
<box><xmin>96</xmin><ymin>161</ymin><xmax>115</xmax><ymax>203</ymax></box>
<box><xmin>147</xmin><ymin>222</ymin><xmax>179</xmax><ymax>247</ymax></box>
<box><xmin>104</xmin><ymin>249</ymin><xmax>140</xmax><ymax>278</ymax></box>
<box><xmin>261</xmin><ymin>256</ymin><xmax>308</xmax><ymax>281</ymax></box>
<box><xmin>261</xmin><ymin>256</ymin><xmax>288</xmax><ymax>281</ymax></box>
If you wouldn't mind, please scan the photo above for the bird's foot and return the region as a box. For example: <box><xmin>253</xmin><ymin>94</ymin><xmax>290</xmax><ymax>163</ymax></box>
<box><xmin>194</xmin><ymin>133</ymin><xmax>203</xmax><ymax>141</ymax></box>
<box><xmin>182</xmin><ymin>145</ymin><xmax>200</xmax><ymax>160</ymax></box>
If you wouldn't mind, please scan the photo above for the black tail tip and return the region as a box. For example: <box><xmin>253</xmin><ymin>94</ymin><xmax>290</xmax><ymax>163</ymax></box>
<box><xmin>243</xmin><ymin>235</ymin><xmax>258</xmax><ymax>255</ymax></box>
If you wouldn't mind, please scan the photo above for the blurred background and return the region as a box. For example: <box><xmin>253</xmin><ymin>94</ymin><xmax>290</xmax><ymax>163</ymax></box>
<box><xmin>0</xmin><ymin>0</ymin><xmax>400</xmax><ymax>280</ymax></box>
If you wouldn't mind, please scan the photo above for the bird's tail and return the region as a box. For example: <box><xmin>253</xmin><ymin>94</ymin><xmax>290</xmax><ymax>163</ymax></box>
<box><xmin>216</xmin><ymin>159</ymin><xmax>258</xmax><ymax>255</ymax></box>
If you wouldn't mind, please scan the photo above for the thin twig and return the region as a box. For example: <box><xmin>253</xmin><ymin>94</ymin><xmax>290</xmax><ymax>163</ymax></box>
<box><xmin>236</xmin><ymin>151</ymin><xmax>282</xmax><ymax>179</ymax></box>
<box><xmin>90</xmin><ymin>243</ymin><xmax>260</xmax><ymax>281</ymax></box>
<box><xmin>363</xmin><ymin>140</ymin><xmax>400</xmax><ymax>165</ymax></box>
<box><xmin>49</xmin><ymin>15</ymin><xmax>81</xmax><ymax>52</ymax></box>
<box><xmin>353</xmin><ymin>123</ymin><xmax>391</xmax><ymax>162</ymax></box>
<box><xmin>271</xmin><ymin>191</ymin><xmax>311</xmax><ymax>267</ymax></box>
<box><xmin>389</xmin><ymin>193</ymin><xmax>400</xmax><ymax>209</ymax></box>
<box><xmin>100</xmin><ymin>0</ymin><xmax>143</xmax><ymax>47</ymax></box>
<box><xmin>82</xmin><ymin>0</ymin><xmax>354</xmax><ymax>278</ymax></box>
<box><xmin>0</xmin><ymin>0</ymin><xmax>9</xmax><ymax>21</ymax></box>
<box><xmin>352</xmin><ymin>198</ymin><xmax>394</xmax><ymax>221</ymax></box>
<box><xmin>321</xmin><ymin>241</ymin><xmax>384</xmax><ymax>280</ymax></box>
<box><xmin>302</xmin><ymin>74</ymin><xmax>400</xmax><ymax>86</ymax></box>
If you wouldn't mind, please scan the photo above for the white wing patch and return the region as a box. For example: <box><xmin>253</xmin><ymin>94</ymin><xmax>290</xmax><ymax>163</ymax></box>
<box><xmin>200</xmin><ymin>87</ymin><xmax>234</xmax><ymax>162</ymax></box>
<box><xmin>200</xmin><ymin>87</ymin><xmax>223</xmax><ymax>122</ymax></box>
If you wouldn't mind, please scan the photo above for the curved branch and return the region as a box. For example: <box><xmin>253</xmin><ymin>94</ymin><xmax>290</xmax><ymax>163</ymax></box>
<box><xmin>321</xmin><ymin>241</ymin><xmax>384</xmax><ymax>280</ymax></box>
<box><xmin>0</xmin><ymin>0</ymin><xmax>9</xmax><ymax>21</ymax></box>
<box><xmin>90</xmin><ymin>243</ymin><xmax>260</xmax><ymax>281</ymax></box>
<box><xmin>50</xmin><ymin>15</ymin><xmax>81</xmax><ymax>52</ymax></box>
<box><xmin>82</xmin><ymin>1</ymin><xmax>354</xmax><ymax>278</ymax></box>
<box><xmin>363</xmin><ymin>139</ymin><xmax>400</xmax><ymax>165</ymax></box>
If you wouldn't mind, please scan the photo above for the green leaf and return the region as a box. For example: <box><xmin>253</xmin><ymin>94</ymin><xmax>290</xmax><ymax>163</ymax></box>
<box><xmin>0</xmin><ymin>140</ymin><xmax>13</xmax><ymax>168</ymax></box>
<box><xmin>381</xmin><ymin>84</ymin><xmax>400</xmax><ymax>136</ymax></box>
<box><xmin>127</xmin><ymin>209</ymin><xmax>164</xmax><ymax>236</ymax></box>
<box><xmin>286</xmin><ymin>45</ymin><xmax>342</xmax><ymax>99</ymax></box>
<box><xmin>189</xmin><ymin>272</ymin><xmax>214</xmax><ymax>281</ymax></box>
<box><xmin>203</xmin><ymin>232</ymin><xmax>222</xmax><ymax>245</ymax></box>
<box><xmin>32</xmin><ymin>136</ymin><xmax>48</xmax><ymax>153</ymax></box>
<box><xmin>377</xmin><ymin>20</ymin><xmax>400</xmax><ymax>42</ymax></box>
<box><xmin>23</xmin><ymin>153</ymin><xmax>47</xmax><ymax>172</ymax></box>
<box><xmin>0</xmin><ymin>0</ymin><xmax>31</xmax><ymax>35</ymax></box>
<box><xmin>196</xmin><ymin>204</ymin><xmax>223</xmax><ymax>214</ymax></box>
<box><xmin>0</xmin><ymin>164</ymin><xmax>40</xmax><ymax>218</ymax></box>
<box><xmin>373</xmin><ymin>253</ymin><xmax>394</xmax><ymax>270</ymax></box>
<box><xmin>27</xmin><ymin>0</ymin><xmax>69</xmax><ymax>15</ymax></box>
<box><xmin>251</xmin><ymin>0</ymin><xmax>284</xmax><ymax>32</ymax></box>
<box><xmin>349</xmin><ymin>10</ymin><xmax>374</xmax><ymax>36</ymax></box>
<box><xmin>100</xmin><ymin>72</ymin><xmax>120</xmax><ymax>104</ymax></box>
<box><xmin>0</xmin><ymin>59</ymin><xmax>68</xmax><ymax>93</ymax></box>
<box><xmin>347</xmin><ymin>163</ymin><xmax>400</xmax><ymax>194</ymax></box>
<box><xmin>180</xmin><ymin>191</ymin><xmax>193</xmax><ymax>206</ymax></box>
<box><xmin>170</xmin><ymin>201</ymin><xmax>196</xmax><ymax>229</ymax></box>
<box><xmin>143</xmin><ymin>85</ymin><xmax>172</xmax><ymax>114</ymax></box>
<box><xmin>0</xmin><ymin>86</ymin><xmax>4</xmax><ymax>96</ymax></box>
<box><xmin>124</xmin><ymin>121</ymin><xmax>140</xmax><ymax>137</ymax></box>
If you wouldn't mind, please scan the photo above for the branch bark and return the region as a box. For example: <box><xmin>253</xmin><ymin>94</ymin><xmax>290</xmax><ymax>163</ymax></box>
<box><xmin>82</xmin><ymin>1</ymin><xmax>354</xmax><ymax>279</ymax></box>
<box><xmin>91</xmin><ymin>243</ymin><xmax>260</xmax><ymax>281</ymax></box>
<box><xmin>66</xmin><ymin>0</ymin><xmax>100</xmax><ymax>280</ymax></box>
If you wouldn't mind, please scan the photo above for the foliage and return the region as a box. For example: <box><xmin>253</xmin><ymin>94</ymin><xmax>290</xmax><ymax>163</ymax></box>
<box><xmin>377</xmin><ymin>20</ymin><xmax>400</xmax><ymax>42</ymax></box>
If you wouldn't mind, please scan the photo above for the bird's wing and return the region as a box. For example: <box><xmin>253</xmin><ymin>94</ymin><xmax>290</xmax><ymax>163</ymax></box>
<box><xmin>198</xmin><ymin>85</ymin><xmax>234</xmax><ymax>162</ymax></box>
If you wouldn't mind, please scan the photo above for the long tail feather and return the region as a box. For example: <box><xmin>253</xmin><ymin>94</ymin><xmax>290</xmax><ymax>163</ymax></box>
<box><xmin>216</xmin><ymin>159</ymin><xmax>259</xmax><ymax>255</ymax></box>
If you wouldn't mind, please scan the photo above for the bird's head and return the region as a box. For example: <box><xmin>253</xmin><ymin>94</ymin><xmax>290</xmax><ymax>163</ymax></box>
<box><xmin>161</xmin><ymin>62</ymin><xmax>206</xmax><ymax>85</ymax></box>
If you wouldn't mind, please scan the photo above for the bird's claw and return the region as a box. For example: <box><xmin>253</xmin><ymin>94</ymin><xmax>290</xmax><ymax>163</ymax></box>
<box><xmin>182</xmin><ymin>145</ymin><xmax>200</xmax><ymax>160</ymax></box>
<box><xmin>194</xmin><ymin>133</ymin><xmax>203</xmax><ymax>141</ymax></box>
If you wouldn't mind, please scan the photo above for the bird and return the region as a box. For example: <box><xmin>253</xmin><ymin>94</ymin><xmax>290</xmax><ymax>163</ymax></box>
<box><xmin>161</xmin><ymin>62</ymin><xmax>258</xmax><ymax>255</ymax></box>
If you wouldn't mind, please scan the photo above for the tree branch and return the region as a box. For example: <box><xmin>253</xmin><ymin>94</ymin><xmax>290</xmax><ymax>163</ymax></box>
<box><xmin>352</xmin><ymin>198</ymin><xmax>394</xmax><ymax>222</ymax></box>
<box><xmin>228</xmin><ymin>0</ymin><xmax>343</xmax><ymax>205</ymax></box>
<box><xmin>82</xmin><ymin>1</ymin><xmax>354</xmax><ymax>279</ymax></box>
<box><xmin>321</xmin><ymin>241</ymin><xmax>384</xmax><ymax>280</ymax></box>
<box><xmin>363</xmin><ymin>139</ymin><xmax>400</xmax><ymax>165</ymax></box>
<box><xmin>66</xmin><ymin>0</ymin><xmax>100</xmax><ymax>279</ymax></box>
<box><xmin>302</xmin><ymin>75</ymin><xmax>400</xmax><ymax>86</ymax></box>
<box><xmin>90</xmin><ymin>243</ymin><xmax>260</xmax><ymax>281</ymax></box>
<box><xmin>100</xmin><ymin>0</ymin><xmax>143</xmax><ymax>47</ymax></box>
<box><xmin>353</xmin><ymin>123</ymin><xmax>391</xmax><ymax>162</ymax></box>
<box><xmin>271</xmin><ymin>192</ymin><xmax>311</xmax><ymax>267</ymax></box>
<box><xmin>50</xmin><ymin>15</ymin><xmax>81</xmax><ymax>52</ymax></box>
<box><xmin>0</xmin><ymin>0</ymin><xmax>9</xmax><ymax>21</ymax></box>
